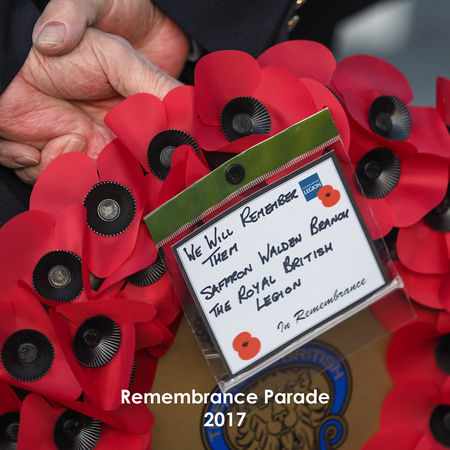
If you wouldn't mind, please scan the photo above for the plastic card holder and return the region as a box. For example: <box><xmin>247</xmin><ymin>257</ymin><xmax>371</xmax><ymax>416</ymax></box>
<box><xmin>145</xmin><ymin>109</ymin><xmax>415</xmax><ymax>392</ymax></box>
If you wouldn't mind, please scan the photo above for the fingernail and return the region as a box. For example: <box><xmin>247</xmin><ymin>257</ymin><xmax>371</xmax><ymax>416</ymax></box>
<box><xmin>36</xmin><ymin>21</ymin><xmax>67</xmax><ymax>46</ymax></box>
<box><xmin>63</xmin><ymin>138</ymin><xmax>86</xmax><ymax>154</ymax></box>
<box><xmin>13</xmin><ymin>155</ymin><xmax>40</xmax><ymax>166</ymax></box>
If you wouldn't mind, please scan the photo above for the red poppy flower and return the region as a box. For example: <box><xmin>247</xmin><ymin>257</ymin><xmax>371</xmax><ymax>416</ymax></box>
<box><xmin>0</xmin><ymin>380</ymin><xmax>22</xmax><ymax>448</ymax></box>
<box><xmin>329</xmin><ymin>54</ymin><xmax>413</xmax><ymax>139</ymax></box>
<box><xmin>18</xmin><ymin>393</ymin><xmax>153</xmax><ymax>449</ymax></box>
<box><xmin>30</xmin><ymin>139</ymin><xmax>146</xmax><ymax>278</ymax></box>
<box><xmin>257</xmin><ymin>40</ymin><xmax>336</xmax><ymax>86</ymax></box>
<box><xmin>397</xmin><ymin>195</ymin><xmax>450</xmax><ymax>275</ymax></box>
<box><xmin>348</xmin><ymin>125</ymin><xmax>448</xmax><ymax>235</ymax></box>
<box><xmin>387</xmin><ymin>311</ymin><xmax>450</xmax><ymax>394</ymax></box>
<box><xmin>395</xmin><ymin>260</ymin><xmax>447</xmax><ymax>310</ymax></box>
<box><xmin>0</xmin><ymin>207</ymin><xmax>91</xmax><ymax>307</ymax></box>
<box><xmin>364</xmin><ymin>380</ymin><xmax>450</xmax><ymax>449</ymax></box>
<box><xmin>50</xmin><ymin>298</ymin><xmax>170</xmax><ymax>410</ymax></box>
<box><xmin>155</xmin><ymin>145</ymin><xmax>211</xmax><ymax>208</ymax></box>
<box><xmin>194</xmin><ymin>50</ymin><xmax>318</xmax><ymax>152</ymax></box>
<box><xmin>330</xmin><ymin>55</ymin><xmax>413</xmax><ymax>104</ymax></box>
<box><xmin>437</xmin><ymin>77</ymin><xmax>450</xmax><ymax>127</ymax></box>
<box><xmin>104</xmin><ymin>88</ymin><xmax>205</xmax><ymax>211</ymax></box>
<box><xmin>301</xmin><ymin>77</ymin><xmax>351</xmax><ymax>151</ymax></box>
<box><xmin>96</xmin><ymin>223</ymin><xmax>181</xmax><ymax>327</ymax></box>
<box><xmin>330</xmin><ymin>55</ymin><xmax>450</xmax><ymax>159</ymax></box>
<box><xmin>0</xmin><ymin>288</ymin><xmax>81</xmax><ymax>401</ymax></box>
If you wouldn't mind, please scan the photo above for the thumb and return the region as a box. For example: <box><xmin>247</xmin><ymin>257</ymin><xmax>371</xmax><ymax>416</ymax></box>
<box><xmin>89</xmin><ymin>29</ymin><xmax>183</xmax><ymax>99</ymax></box>
<box><xmin>33</xmin><ymin>0</ymin><xmax>106</xmax><ymax>55</ymax></box>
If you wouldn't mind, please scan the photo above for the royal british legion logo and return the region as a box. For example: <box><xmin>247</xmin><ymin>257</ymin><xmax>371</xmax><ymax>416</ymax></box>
<box><xmin>299</xmin><ymin>173</ymin><xmax>323</xmax><ymax>202</ymax></box>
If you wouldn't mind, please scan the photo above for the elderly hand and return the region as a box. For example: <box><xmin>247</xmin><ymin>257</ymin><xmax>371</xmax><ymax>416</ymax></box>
<box><xmin>33</xmin><ymin>0</ymin><xmax>191</xmax><ymax>78</ymax></box>
<box><xmin>0</xmin><ymin>27</ymin><xmax>181</xmax><ymax>184</ymax></box>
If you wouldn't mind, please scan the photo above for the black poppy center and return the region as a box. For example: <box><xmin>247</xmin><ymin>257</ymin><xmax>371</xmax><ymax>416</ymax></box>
<box><xmin>368</xmin><ymin>95</ymin><xmax>411</xmax><ymax>141</ymax></box>
<box><xmin>430</xmin><ymin>405</ymin><xmax>450</xmax><ymax>447</ymax></box>
<box><xmin>425</xmin><ymin>185</ymin><xmax>450</xmax><ymax>233</ymax></box>
<box><xmin>374</xmin><ymin>111</ymin><xmax>393</xmax><ymax>134</ymax></box>
<box><xmin>82</xmin><ymin>328</ymin><xmax>102</xmax><ymax>349</ymax></box>
<box><xmin>17</xmin><ymin>342</ymin><xmax>39</xmax><ymax>364</ymax></box>
<box><xmin>160</xmin><ymin>145</ymin><xmax>176</xmax><ymax>168</ymax></box>
<box><xmin>356</xmin><ymin>147</ymin><xmax>401</xmax><ymax>199</ymax></box>
<box><xmin>148</xmin><ymin>129</ymin><xmax>200</xmax><ymax>181</ymax></box>
<box><xmin>54</xmin><ymin>410</ymin><xmax>101</xmax><ymax>450</ymax></box>
<box><xmin>232</xmin><ymin>113</ymin><xmax>253</xmax><ymax>136</ymax></box>
<box><xmin>126</xmin><ymin>254</ymin><xmax>166</xmax><ymax>287</ymax></box>
<box><xmin>1</xmin><ymin>329</ymin><xmax>54</xmax><ymax>382</ymax></box>
<box><xmin>0</xmin><ymin>412</ymin><xmax>20</xmax><ymax>447</ymax></box>
<box><xmin>221</xmin><ymin>96</ymin><xmax>271</xmax><ymax>142</ymax></box>
<box><xmin>84</xmin><ymin>181</ymin><xmax>136</xmax><ymax>236</ymax></box>
<box><xmin>33</xmin><ymin>251</ymin><xmax>83</xmax><ymax>302</ymax></box>
<box><xmin>97</xmin><ymin>199</ymin><xmax>120</xmax><ymax>222</ymax></box>
<box><xmin>73</xmin><ymin>316</ymin><xmax>121</xmax><ymax>368</ymax></box>
<box><xmin>436</xmin><ymin>334</ymin><xmax>450</xmax><ymax>375</ymax></box>
<box><xmin>362</xmin><ymin>160</ymin><xmax>383</xmax><ymax>181</ymax></box>
<box><xmin>48</xmin><ymin>265</ymin><xmax>71</xmax><ymax>289</ymax></box>
<box><xmin>62</xmin><ymin>417</ymin><xmax>82</xmax><ymax>439</ymax></box>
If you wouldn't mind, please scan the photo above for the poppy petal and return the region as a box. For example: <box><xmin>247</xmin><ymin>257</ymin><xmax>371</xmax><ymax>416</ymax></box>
<box><xmin>257</xmin><ymin>40</ymin><xmax>336</xmax><ymax>85</ymax></box>
<box><xmin>195</xmin><ymin>50</ymin><xmax>261</xmax><ymax>125</ymax></box>
<box><xmin>104</xmin><ymin>94</ymin><xmax>167</xmax><ymax>171</ymax></box>
<box><xmin>397</xmin><ymin>221</ymin><xmax>450</xmax><ymax>274</ymax></box>
<box><xmin>387</xmin><ymin>154</ymin><xmax>448</xmax><ymax>228</ymax></box>
<box><xmin>408</xmin><ymin>106</ymin><xmax>450</xmax><ymax>158</ymax></box>
<box><xmin>387</xmin><ymin>322</ymin><xmax>446</xmax><ymax>387</ymax></box>
<box><xmin>301</xmin><ymin>77</ymin><xmax>350</xmax><ymax>151</ymax></box>
<box><xmin>330</xmin><ymin>55</ymin><xmax>413</xmax><ymax>104</ymax></box>
<box><xmin>396</xmin><ymin>262</ymin><xmax>444</xmax><ymax>309</ymax></box>
<box><xmin>437</xmin><ymin>77</ymin><xmax>450</xmax><ymax>125</ymax></box>
<box><xmin>30</xmin><ymin>152</ymin><xmax>99</xmax><ymax>217</ymax></box>
<box><xmin>380</xmin><ymin>380</ymin><xmax>439</xmax><ymax>431</ymax></box>
<box><xmin>164</xmin><ymin>85</ymin><xmax>197</xmax><ymax>133</ymax></box>
<box><xmin>253</xmin><ymin>68</ymin><xmax>317</xmax><ymax>134</ymax></box>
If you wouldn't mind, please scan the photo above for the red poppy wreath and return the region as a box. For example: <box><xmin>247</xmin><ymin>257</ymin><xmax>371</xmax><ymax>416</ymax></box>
<box><xmin>0</xmin><ymin>39</ymin><xmax>450</xmax><ymax>449</ymax></box>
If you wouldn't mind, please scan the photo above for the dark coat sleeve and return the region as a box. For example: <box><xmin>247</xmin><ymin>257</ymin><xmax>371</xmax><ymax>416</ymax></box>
<box><xmin>0</xmin><ymin>0</ymin><xmax>45</xmax><ymax>94</ymax></box>
<box><xmin>152</xmin><ymin>0</ymin><xmax>298</xmax><ymax>57</ymax></box>
<box><xmin>0</xmin><ymin>1</ymin><xmax>48</xmax><ymax>226</ymax></box>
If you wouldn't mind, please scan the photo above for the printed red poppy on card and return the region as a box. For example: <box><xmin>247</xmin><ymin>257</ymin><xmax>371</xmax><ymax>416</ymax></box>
<box><xmin>0</xmin><ymin>207</ymin><xmax>91</xmax><ymax>306</ymax></box>
<box><xmin>194</xmin><ymin>50</ymin><xmax>318</xmax><ymax>152</ymax></box>
<box><xmin>18</xmin><ymin>394</ymin><xmax>153</xmax><ymax>450</ymax></box>
<box><xmin>30</xmin><ymin>139</ymin><xmax>146</xmax><ymax>278</ymax></box>
<box><xmin>318</xmin><ymin>185</ymin><xmax>340</xmax><ymax>207</ymax></box>
<box><xmin>232</xmin><ymin>332</ymin><xmax>261</xmax><ymax>360</ymax></box>
<box><xmin>0</xmin><ymin>288</ymin><xmax>81</xmax><ymax>401</ymax></box>
<box><xmin>50</xmin><ymin>298</ymin><xmax>170</xmax><ymax>411</ymax></box>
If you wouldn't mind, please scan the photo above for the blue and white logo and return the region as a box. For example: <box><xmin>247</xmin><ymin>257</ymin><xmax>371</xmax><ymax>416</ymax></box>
<box><xmin>299</xmin><ymin>173</ymin><xmax>322</xmax><ymax>202</ymax></box>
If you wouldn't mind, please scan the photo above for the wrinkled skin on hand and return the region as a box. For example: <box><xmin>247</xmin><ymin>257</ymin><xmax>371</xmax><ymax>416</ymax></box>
<box><xmin>33</xmin><ymin>0</ymin><xmax>191</xmax><ymax>78</ymax></box>
<box><xmin>0</xmin><ymin>28</ymin><xmax>182</xmax><ymax>184</ymax></box>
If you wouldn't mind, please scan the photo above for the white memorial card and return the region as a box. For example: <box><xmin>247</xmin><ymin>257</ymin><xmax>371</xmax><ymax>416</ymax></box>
<box><xmin>173</xmin><ymin>153</ymin><xmax>388</xmax><ymax>376</ymax></box>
